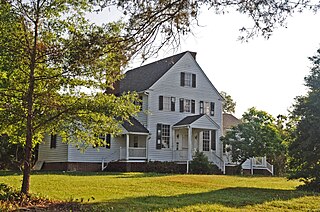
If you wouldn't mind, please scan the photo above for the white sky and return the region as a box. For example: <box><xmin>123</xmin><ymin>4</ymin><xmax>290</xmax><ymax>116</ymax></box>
<box><xmin>132</xmin><ymin>10</ymin><xmax>320</xmax><ymax>118</ymax></box>
<box><xmin>89</xmin><ymin>7</ymin><xmax>320</xmax><ymax>118</ymax></box>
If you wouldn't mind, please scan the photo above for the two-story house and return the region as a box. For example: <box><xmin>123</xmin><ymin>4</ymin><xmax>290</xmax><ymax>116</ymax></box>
<box><xmin>37</xmin><ymin>51</ymin><xmax>225</xmax><ymax>173</ymax></box>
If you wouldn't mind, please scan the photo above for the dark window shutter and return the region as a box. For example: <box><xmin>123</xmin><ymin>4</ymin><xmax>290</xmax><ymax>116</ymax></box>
<box><xmin>50</xmin><ymin>134</ymin><xmax>57</xmax><ymax>149</ymax></box>
<box><xmin>159</xmin><ymin>96</ymin><xmax>163</xmax><ymax>110</ymax></box>
<box><xmin>210</xmin><ymin>102</ymin><xmax>215</xmax><ymax>116</ymax></box>
<box><xmin>180</xmin><ymin>72</ymin><xmax>185</xmax><ymax>86</ymax></box>
<box><xmin>156</xmin><ymin>124</ymin><xmax>162</xmax><ymax>149</ymax></box>
<box><xmin>191</xmin><ymin>100</ymin><xmax>195</xmax><ymax>114</ymax></box>
<box><xmin>171</xmin><ymin>97</ymin><xmax>175</xmax><ymax>111</ymax></box>
<box><xmin>106</xmin><ymin>134</ymin><xmax>111</xmax><ymax>149</ymax></box>
<box><xmin>179</xmin><ymin>98</ymin><xmax>184</xmax><ymax>112</ymax></box>
<box><xmin>200</xmin><ymin>101</ymin><xmax>204</xmax><ymax>114</ymax></box>
<box><xmin>192</xmin><ymin>74</ymin><xmax>196</xmax><ymax>87</ymax></box>
<box><xmin>211</xmin><ymin>130</ymin><xmax>216</xmax><ymax>150</ymax></box>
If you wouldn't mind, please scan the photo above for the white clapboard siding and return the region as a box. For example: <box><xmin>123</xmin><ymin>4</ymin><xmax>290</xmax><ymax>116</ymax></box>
<box><xmin>146</xmin><ymin>52</ymin><xmax>223</xmax><ymax>162</ymax></box>
<box><xmin>38</xmin><ymin>134</ymin><xmax>68</xmax><ymax>162</ymax></box>
<box><xmin>67</xmin><ymin>136</ymin><xmax>125</xmax><ymax>163</ymax></box>
<box><xmin>136</xmin><ymin>93</ymin><xmax>148</xmax><ymax>127</ymax></box>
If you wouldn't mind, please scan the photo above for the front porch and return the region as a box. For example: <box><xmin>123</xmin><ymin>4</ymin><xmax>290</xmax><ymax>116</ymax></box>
<box><xmin>120</xmin><ymin>134</ymin><xmax>148</xmax><ymax>160</ymax></box>
<box><xmin>172</xmin><ymin>114</ymin><xmax>225</xmax><ymax>173</ymax></box>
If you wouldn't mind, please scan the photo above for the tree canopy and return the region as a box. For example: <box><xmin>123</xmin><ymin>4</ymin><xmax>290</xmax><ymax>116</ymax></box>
<box><xmin>288</xmin><ymin>48</ymin><xmax>320</xmax><ymax>192</ymax></box>
<box><xmin>221</xmin><ymin>107</ymin><xmax>285</xmax><ymax>172</ymax></box>
<box><xmin>220</xmin><ymin>91</ymin><xmax>236</xmax><ymax>114</ymax></box>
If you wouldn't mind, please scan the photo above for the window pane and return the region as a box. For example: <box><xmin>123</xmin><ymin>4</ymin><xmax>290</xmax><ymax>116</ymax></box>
<box><xmin>184</xmin><ymin>99</ymin><xmax>191</xmax><ymax>112</ymax></box>
<box><xmin>184</xmin><ymin>73</ymin><xmax>192</xmax><ymax>87</ymax></box>
<box><xmin>163</xmin><ymin>97</ymin><xmax>171</xmax><ymax>111</ymax></box>
<box><xmin>203</xmin><ymin>131</ymin><xmax>210</xmax><ymax>151</ymax></box>
<box><xmin>204</xmin><ymin>102</ymin><xmax>210</xmax><ymax>115</ymax></box>
<box><xmin>161</xmin><ymin>124</ymin><xmax>170</xmax><ymax>148</ymax></box>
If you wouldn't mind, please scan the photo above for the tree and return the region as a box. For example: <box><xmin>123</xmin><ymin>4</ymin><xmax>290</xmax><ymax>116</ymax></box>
<box><xmin>0</xmin><ymin>1</ymin><xmax>143</xmax><ymax>195</ymax></box>
<box><xmin>221</xmin><ymin>107</ymin><xmax>285</xmax><ymax>173</ymax></box>
<box><xmin>1</xmin><ymin>0</ymin><xmax>319</xmax><ymax>196</ymax></box>
<box><xmin>288</xmin><ymin>49</ymin><xmax>320</xmax><ymax>192</ymax></box>
<box><xmin>220</xmin><ymin>91</ymin><xmax>236</xmax><ymax>114</ymax></box>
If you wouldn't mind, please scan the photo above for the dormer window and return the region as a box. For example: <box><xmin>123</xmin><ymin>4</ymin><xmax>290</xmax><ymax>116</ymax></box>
<box><xmin>180</xmin><ymin>72</ymin><xmax>196</xmax><ymax>88</ymax></box>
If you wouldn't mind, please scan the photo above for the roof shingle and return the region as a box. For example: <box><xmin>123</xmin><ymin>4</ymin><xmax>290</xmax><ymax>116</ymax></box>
<box><xmin>122</xmin><ymin>117</ymin><xmax>149</xmax><ymax>134</ymax></box>
<box><xmin>118</xmin><ymin>51</ymin><xmax>196</xmax><ymax>93</ymax></box>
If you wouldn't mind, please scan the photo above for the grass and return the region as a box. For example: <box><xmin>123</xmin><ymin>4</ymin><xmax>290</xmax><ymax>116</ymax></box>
<box><xmin>0</xmin><ymin>171</ymin><xmax>319</xmax><ymax>211</ymax></box>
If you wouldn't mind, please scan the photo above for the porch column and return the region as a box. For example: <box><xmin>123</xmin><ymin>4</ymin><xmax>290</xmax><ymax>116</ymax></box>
<box><xmin>126</xmin><ymin>134</ymin><xmax>129</xmax><ymax>161</ymax></box>
<box><xmin>172</xmin><ymin>129</ymin><xmax>175</xmax><ymax>161</ymax></box>
<box><xmin>188</xmin><ymin>126</ymin><xmax>192</xmax><ymax>161</ymax></box>
<box><xmin>145</xmin><ymin>135</ymin><xmax>148</xmax><ymax>161</ymax></box>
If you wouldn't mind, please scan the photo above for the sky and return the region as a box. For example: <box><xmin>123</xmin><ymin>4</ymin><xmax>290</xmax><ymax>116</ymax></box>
<box><xmin>133</xmin><ymin>9</ymin><xmax>320</xmax><ymax>118</ymax></box>
<box><xmin>90</xmin><ymin>7</ymin><xmax>320</xmax><ymax>118</ymax></box>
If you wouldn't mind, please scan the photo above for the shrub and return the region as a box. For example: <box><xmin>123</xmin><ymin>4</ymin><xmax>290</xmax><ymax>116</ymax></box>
<box><xmin>190</xmin><ymin>150</ymin><xmax>220</xmax><ymax>174</ymax></box>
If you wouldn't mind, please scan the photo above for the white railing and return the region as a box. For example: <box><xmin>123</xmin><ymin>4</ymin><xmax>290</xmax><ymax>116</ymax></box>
<box><xmin>101</xmin><ymin>150</ymin><xmax>120</xmax><ymax>171</ymax></box>
<box><xmin>266</xmin><ymin>161</ymin><xmax>274</xmax><ymax>175</ymax></box>
<box><xmin>129</xmin><ymin>147</ymin><xmax>147</xmax><ymax>159</ymax></box>
<box><xmin>209</xmin><ymin>151</ymin><xmax>225</xmax><ymax>174</ymax></box>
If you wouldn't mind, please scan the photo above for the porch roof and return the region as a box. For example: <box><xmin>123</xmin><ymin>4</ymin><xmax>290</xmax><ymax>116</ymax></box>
<box><xmin>173</xmin><ymin>114</ymin><xmax>220</xmax><ymax>130</ymax></box>
<box><xmin>122</xmin><ymin>117</ymin><xmax>149</xmax><ymax>134</ymax></box>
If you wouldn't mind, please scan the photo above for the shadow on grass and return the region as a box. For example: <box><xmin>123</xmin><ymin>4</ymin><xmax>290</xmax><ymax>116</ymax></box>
<box><xmin>82</xmin><ymin>187</ymin><xmax>314</xmax><ymax>211</ymax></box>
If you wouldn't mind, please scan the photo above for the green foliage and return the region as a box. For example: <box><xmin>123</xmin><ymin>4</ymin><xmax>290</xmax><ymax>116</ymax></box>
<box><xmin>0</xmin><ymin>135</ymin><xmax>24</xmax><ymax>170</ymax></box>
<box><xmin>220</xmin><ymin>91</ymin><xmax>236</xmax><ymax>114</ymax></box>
<box><xmin>190</xmin><ymin>150</ymin><xmax>220</xmax><ymax>174</ymax></box>
<box><xmin>288</xmin><ymin>48</ymin><xmax>320</xmax><ymax>191</ymax></box>
<box><xmin>222</xmin><ymin>108</ymin><xmax>285</xmax><ymax>168</ymax></box>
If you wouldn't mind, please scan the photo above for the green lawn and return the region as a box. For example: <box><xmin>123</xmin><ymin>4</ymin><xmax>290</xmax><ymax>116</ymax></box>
<box><xmin>1</xmin><ymin>171</ymin><xmax>319</xmax><ymax>211</ymax></box>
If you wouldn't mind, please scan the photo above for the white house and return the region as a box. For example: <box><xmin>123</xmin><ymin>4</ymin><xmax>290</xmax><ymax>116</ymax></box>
<box><xmin>37</xmin><ymin>51</ymin><xmax>272</xmax><ymax>174</ymax></box>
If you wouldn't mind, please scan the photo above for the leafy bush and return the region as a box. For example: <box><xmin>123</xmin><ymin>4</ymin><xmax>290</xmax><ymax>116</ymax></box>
<box><xmin>296</xmin><ymin>180</ymin><xmax>320</xmax><ymax>193</ymax></box>
<box><xmin>190</xmin><ymin>150</ymin><xmax>220</xmax><ymax>174</ymax></box>
<box><xmin>0</xmin><ymin>183</ymin><xmax>59</xmax><ymax>211</ymax></box>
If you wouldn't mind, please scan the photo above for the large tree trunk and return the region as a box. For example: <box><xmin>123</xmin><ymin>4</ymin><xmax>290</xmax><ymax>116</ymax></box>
<box><xmin>21</xmin><ymin>132</ymin><xmax>32</xmax><ymax>194</ymax></box>
<box><xmin>21</xmin><ymin>6</ymin><xmax>39</xmax><ymax>194</ymax></box>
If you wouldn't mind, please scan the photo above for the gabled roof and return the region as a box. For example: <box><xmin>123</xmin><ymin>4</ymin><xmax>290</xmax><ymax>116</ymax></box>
<box><xmin>173</xmin><ymin>114</ymin><xmax>204</xmax><ymax>126</ymax></box>
<box><xmin>118</xmin><ymin>51</ymin><xmax>196</xmax><ymax>93</ymax></box>
<box><xmin>223</xmin><ymin>113</ymin><xmax>241</xmax><ymax>135</ymax></box>
<box><xmin>173</xmin><ymin>114</ymin><xmax>220</xmax><ymax>130</ymax></box>
<box><xmin>122</xmin><ymin>117</ymin><xmax>149</xmax><ymax>134</ymax></box>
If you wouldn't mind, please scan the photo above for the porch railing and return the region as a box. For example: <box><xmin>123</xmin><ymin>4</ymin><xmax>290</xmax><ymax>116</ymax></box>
<box><xmin>120</xmin><ymin>147</ymin><xmax>147</xmax><ymax>160</ymax></box>
<box><xmin>209</xmin><ymin>151</ymin><xmax>225</xmax><ymax>174</ymax></box>
<box><xmin>266</xmin><ymin>161</ymin><xmax>274</xmax><ymax>175</ymax></box>
<box><xmin>129</xmin><ymin>147</ymin><xmax>147</xmax><ymax>159</ymax></box>
<box><xmin>101</xmin><ymin>149</ymin><xmax>120</xmax><ymax>171</ymax></box>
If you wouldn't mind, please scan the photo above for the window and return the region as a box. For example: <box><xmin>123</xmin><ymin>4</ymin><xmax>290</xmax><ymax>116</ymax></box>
<box><xmin>179</xmin><ymin>98</ymin><xmax>195</xmax><ymax>113</ymax></box>
<box><xmin>204</xmin><ymin>102</ymin><xmax>210</xmax><ymax>115</ymax></box>
<box><xmin>95</xmin><ymin>134</ymin><xmax>111</xmax><ymax>149</ymax></box>
<box><xmin>180</xmin><ymin>72</ymin><xmax>196</xmax><ymax>87</ymax></box>
<box><xmin>200</xmin><ymin>101</ymin><xmax>215</xmax><ymax>116</ymax></box>
<box><xmin>156</xmin><ymin>124</ymin><xmax>170</xmax><ymax>149</ymax></box>
<box><xmin>185</xmin><ymin>99</ymin><xmax>191</xmax><ymax>112</ymax></box>
<box><xmin>203</xmin><ymin>131</ymin><xmax>210</xmax><ymax>151</ymax></box>
<box><xmin>50</xmin><ymin>134</ymin><xmax>57</xmax><ymax>149</ymax></box>
<box><xmin>133</xmin><ymin>136</ymin><xmax>138</xmax><ymax>148</ymax></box>
<box><xmin>159</xmin><ymin>96</ymin><xmax>175</xmax><ymax>111</ymax></box>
